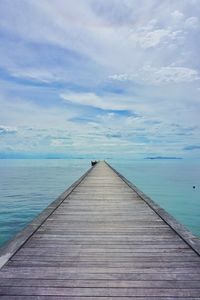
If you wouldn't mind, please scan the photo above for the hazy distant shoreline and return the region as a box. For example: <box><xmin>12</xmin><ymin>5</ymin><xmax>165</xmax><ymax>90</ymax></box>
<box><xmin>145</xmin><ymin>156</ymin><xmax>183</xmax><ymax>160</ymax></box>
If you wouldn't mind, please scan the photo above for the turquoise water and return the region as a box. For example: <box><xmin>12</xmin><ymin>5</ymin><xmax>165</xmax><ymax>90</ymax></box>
<box><xmin>109</xmin><ymin>159</ymin><xmax>200</xmax><ymax>237</ymax></box>
<box><xmin>0</xmin><ymin>159</ymin><xmax>89</xmax><ymax>246</ymax></box>
<box><xmin>0</xmin><ymin>158</ymin><xmax>200</xmax><ymax>247</ymax></box>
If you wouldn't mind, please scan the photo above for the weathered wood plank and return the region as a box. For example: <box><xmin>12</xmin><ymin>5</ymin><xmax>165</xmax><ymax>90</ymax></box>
<box><xmin>6</xmin><ymin>260</ymin><xmax>200</xmax><ymax>268</ymax></box>
<box><xmin>15</xmin><ymin>248</ymin><xmax>196</xmax><ymax>256</ymax></box>
<box><xmin>2</xmin><ymin>266</ymin><xmax>200</xmax><ymax>274</ymax></box>
<box><xmin>1</xmin><ymin>278</ymin><xmax>200</xmax><ymax>289</ymax></box>
<box><xmin>14</xmin><ymin>248</ymin><xmax>196</xmax><ymax>256</ymax></box>
<box><xmin>0</xmin><ymin>297</ymin><xmax>199</xmax><ymax>300</ymax></box>
<box><xmin>1</xmin><ymin>286</ymin><xmax>200</xmax><ymax>297</ymax></box>
<box><xmin>1</xmin><ymin>269</ymin><xmax>200</xmax><ymax>280</ymax></box>
<box><xmin>12</xmin><ymin>255</ymin><xmax>200</xmax><ymax>262</ymax></box>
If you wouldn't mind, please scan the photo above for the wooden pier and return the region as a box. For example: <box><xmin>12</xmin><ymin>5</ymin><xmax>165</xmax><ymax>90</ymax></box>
<box><xmin>0</xmin><ymin>161</ymin><xmax>200</xmax><ymax>299</ymax></box>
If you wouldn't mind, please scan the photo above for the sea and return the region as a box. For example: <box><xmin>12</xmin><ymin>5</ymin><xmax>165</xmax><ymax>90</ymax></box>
<box><xmin>0</xmin><ymin>158</ymin><xmax>200</xmax><ymax>247</ymax></box>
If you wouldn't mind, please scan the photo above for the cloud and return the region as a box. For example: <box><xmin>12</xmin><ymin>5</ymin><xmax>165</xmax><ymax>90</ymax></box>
<box><xmin>0</xmin><ymin>0</ymin><xmax>200</xmax><ymax>158</ymax></box>
<box><xmin>130</xmin><ymin>27</ymin><xmax>182</xmax><ymax>49</ymax></box>
<box><xmin>170</xmin><ymin>9</ymin><xmax>199</xmax><ymax>30</ymax></box>
<box><xmin>61</xmin><ymin>92</ymin><xmax>105</xmax><ymax>109</ymax></box>
<box><xmin>10</xmin><ymin>69</ymin><xmax>62</xmax><ymax>83</ymax></box>
<box><xmin>185</xmin><ymin>16</ymin><xmax>199</xmax><ymax>29</ymax></box>
<box><xmin>109</xmin><ymin>66</ymin><xmax>200</xmax><ymax>84</ymax></box>
<box><xmin>50</xmin><ymin>139</ymin><xmax>70</xmax><ymax>147</ymax></box>
<box><xmin>60</xmin><ymin>91</ymin><xmax>135</xmax><ymax>111</ymax></box>
<box><xmin>144</xmin><ymin>66</ymin><xmax>200</xmax><ymax>83</ymax></box>
<box><xmin>171</xmin><ymin>10</ymin><xmax>185</xmax><ymax>21</ymax></box>
<box><xmin>183</xmin><ymin>145</ymin><xmax>200</xmax><ymax>151</ymax></box>
<box><xmin>0</xmin><ymin>125</ymin><xmax>17</xmax><ymax>135</ymax></box>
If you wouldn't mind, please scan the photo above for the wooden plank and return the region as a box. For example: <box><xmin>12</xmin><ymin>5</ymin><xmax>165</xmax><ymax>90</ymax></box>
<box><xmin>15</xmin><ymin>248</ymin><xmax>196</xmax><ymax>256</ymax></box>
<box><xmin>2</xmin><ymin>266</ymin><xmax>200</xmax><ymax>274</ymax></box>
<box><xmin>12</xmin><ymin>255</ymin><xmax>200</xmax><ymax>262</ymax></box>
<box><xmin>1</xmin><ymin>269</ymin><xmax>200</xmax><ymax>280</ymax></box>
<box><xmin>0</xmin><ymin>297</ymin><xmax>199</xmax><ymax>300</ymax></box>
<box><xmin>1</xmin><ymin>286</ymin><xmax>200</xmax><ymax>297</ymax></box>
<box><xmin>1</xmin><ymin>278</ymin><xmax>200</xmax><ymax>289</ymax></box>
<box><xmin>6</xmin><ymin>260</ymin><xmax>200</xmax><ymax>268</ymax></box>
<box><xmin>14</xmin><ymin>248</ymin><xmax>196</xmax><ymax>256</ymax></box>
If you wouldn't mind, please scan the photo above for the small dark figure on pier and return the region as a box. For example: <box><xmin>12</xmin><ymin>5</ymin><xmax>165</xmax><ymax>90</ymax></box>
<box><xmin>91</xmin><ymin>160</ymin><xmax>98</xmax><ymax>166</ymax></box>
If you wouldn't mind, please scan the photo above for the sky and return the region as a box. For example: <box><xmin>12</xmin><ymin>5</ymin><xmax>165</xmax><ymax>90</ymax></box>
<box><xmin>0</xmin><ymin>0</ymin><xmax>200</xmax><ymax>159</ymax></box>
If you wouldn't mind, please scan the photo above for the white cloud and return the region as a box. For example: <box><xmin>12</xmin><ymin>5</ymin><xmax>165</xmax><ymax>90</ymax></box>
<box><xmin>61</xmin><ymin>92</ymin><xmax>104</xmax><ymax>108</ymax></box>
<box><xmin>130</xmin><ymin>28</ymin><xmax>182</xmax><ymax>49</ymax></box>
<box><xmin>50</xmin><ymin>139</ymin><xmax>68</xmax><ymax>147</ymax></box>
<box><xmin>11</xmin><ymin>69</ymin><xmax>61</xmax><ymax>83</ymax></box>
<box><xmin>170</xmin><ymin>10</ymin><xmax>199</xmax><ymax>30</ymax></box>
<box><xmin>109</xmin><ymin>66</ymin><xmax>200</xmax><ymax>84</ymax></box>
<box><xmin>143</xmin><ymin>66</ymin><xmax>200</xmax><ymax>84</ymax></box>
<box><xmin>0</xmin><ymin>0</ymin><xmax>190</xmax><ymax>74</ymax></box>
<box><xmin>0</xmin><ymin>0</ymin><xmax>200</xmax><ymax>157</ymax></box>
<box><xmin>60</xmin><ymin>92</ymin><xmax>133</xmax><ymax>111</ymax></box>
<box><xmin>0</xmin><ymin>89</ymin><xmax>199</xmax><ymax>157</ymax></box>
<box><xmin>109</xmin><ymin>74</ymin><xmax>130</xmax><ymax>81</ymax></box>
<box><xmin>185</xmin><ymin>16</ymin><xmax>199</xmax><ymax>29</ymax></box>
<box><xmin>0</xmin><ymin>125</ymin><xmax>17</xmax><ymax>134</ymax></box>
<box><xmin>171</xmin><ymin>10</ymin><xmax>185</xmax><ymax>21</ymax></box>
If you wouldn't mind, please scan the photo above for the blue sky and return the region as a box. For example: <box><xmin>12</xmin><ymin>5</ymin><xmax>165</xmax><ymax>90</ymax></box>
<box><xmin>0</xmin><ymin>0</ymin><xmax>200</xmax><ymax>158</ymax></box>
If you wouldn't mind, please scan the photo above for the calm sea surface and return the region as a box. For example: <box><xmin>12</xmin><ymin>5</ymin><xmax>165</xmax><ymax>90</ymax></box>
<box><xmin>0</xmin><ymin>158</ymin><xmax>200</xmax><ymax>247</ymax></box>
<box><xmin>109</xmin><ymin>158</ymin><xmax>200</xmax><ymax>238</ymax></box>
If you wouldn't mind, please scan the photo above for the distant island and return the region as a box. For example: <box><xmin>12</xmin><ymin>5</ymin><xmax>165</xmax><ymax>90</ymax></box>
<box><xmin>145</xmin><ymin>156</ymin><xmax>183</xmax><ymax>160</ymax></box>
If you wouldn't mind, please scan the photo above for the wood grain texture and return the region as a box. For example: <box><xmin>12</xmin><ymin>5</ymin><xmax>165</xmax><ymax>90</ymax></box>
<box><xmin>0</xmin><ymin>161</ymin><xmax>200</xmax><ymax>299</ymax></box>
